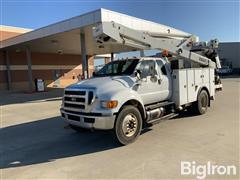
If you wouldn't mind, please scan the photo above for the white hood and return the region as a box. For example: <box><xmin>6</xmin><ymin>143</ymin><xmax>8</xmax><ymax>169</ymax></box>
<box><xmin>67</xmin><ymin>76</ymin><xmax>136</xmax><ymax>97</ymax></box>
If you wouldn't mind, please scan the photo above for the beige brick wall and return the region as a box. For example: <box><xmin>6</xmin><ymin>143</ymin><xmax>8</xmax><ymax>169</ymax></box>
<box><xmin>0</xmin><ymin>50</ymin><xmax>94</xmax><ymax>91</ymax></box>
<box><xmin>0</xmin><ymin>26</ymin><xmax>95</xmax><ymax>91</ymax></box>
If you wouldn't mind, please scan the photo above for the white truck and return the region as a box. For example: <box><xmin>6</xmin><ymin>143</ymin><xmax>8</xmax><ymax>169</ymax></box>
<box><xmin>60</xmin><ymin>22</ymin><xmax>222</xmax><ymax>145</ymax></box>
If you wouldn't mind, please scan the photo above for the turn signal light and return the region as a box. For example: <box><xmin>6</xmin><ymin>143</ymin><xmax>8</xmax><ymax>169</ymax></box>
<box><xmin>102</xmin><ymin>100</ymin><xmax>118</xmax><ymax>109</ymax></box>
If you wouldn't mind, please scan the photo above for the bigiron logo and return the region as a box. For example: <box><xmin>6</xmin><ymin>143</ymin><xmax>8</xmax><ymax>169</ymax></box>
<box><xmin>181</xmin><ymin>161</ymin><xmax>237</xmax><ymax>179</ymax></box>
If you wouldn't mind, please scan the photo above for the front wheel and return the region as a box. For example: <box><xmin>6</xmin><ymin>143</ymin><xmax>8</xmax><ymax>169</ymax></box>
<box><xmin>193</xmin><ymin>89</ymin><xmax>209</xmax><ymax>115</ymax></box>
<box><xmin>114</xmin><ymin>105</ymin><xmax>142</xmax><ymax>145</ymax></box>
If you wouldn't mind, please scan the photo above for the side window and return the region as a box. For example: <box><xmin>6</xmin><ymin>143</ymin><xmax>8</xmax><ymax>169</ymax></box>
<box><xmin>156</xmin><ymin>60</ymin><xmax>167</xmax><ymax>75</ymax></box>
<box><xmin>137</xmin><ymin>60</ymin><xmax>156</xmax><ymax>78</ymax></box>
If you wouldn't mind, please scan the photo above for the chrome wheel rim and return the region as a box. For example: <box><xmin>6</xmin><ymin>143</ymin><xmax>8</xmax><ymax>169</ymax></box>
<box><xmin>122</xmin><ymin>113</ymin><xmax>138</xmax><ymax>137</ymax></box>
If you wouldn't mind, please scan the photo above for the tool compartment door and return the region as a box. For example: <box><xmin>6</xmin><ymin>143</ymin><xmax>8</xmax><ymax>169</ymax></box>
<box><xmin>186</xmin><ymin>69</ymin><xmax>196</xmax><ymax>102</ymax></box>
<box><xmin>194</xmin><ymin>68</ymin><xmax>203</xmax><ymax>85</ymax></box>
<box><xmin>171</xmin><ymin>69</ymin><xmax>188</xmax><ymax>106</ymax></box>
<box><xmin>171</xmin><ymin>68</ymin><xmax>214</xmax><ymax>107</ymax></box>
<box><xmin>202</xmin><ymin>68</ymin><xmax>210</xmax><ymax>90</ymax></box>
<box><xmin>209</xmin><ymin>68</ymin><xmax>215</xmax><ymax>97</ymax></box>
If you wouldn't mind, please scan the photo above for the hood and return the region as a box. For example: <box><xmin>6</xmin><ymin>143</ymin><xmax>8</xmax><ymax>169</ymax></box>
<box><xmin>66</xmin><ymin>76</ymin><xmax>136</xmax><ymax>96</ymax></box>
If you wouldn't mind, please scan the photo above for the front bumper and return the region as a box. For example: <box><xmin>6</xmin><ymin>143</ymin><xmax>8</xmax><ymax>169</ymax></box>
<box><xmin>60</xmin><ymin>108</ymin><xmax>115</xmax><ymax>130</ymax></box>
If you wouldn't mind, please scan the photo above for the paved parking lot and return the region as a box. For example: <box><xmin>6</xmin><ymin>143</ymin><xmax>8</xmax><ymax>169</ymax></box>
<box><xmin>1</xmin><ymin>78</ymin><xmax>239</xmax><ymax>179</ymax></box>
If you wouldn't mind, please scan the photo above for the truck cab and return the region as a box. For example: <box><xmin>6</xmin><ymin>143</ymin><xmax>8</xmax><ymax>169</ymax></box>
<box><xmin>134</xmin><ymin>58</ymin><xmax>172</xmax><ymax>104</ymax></box>
<box><xmin>61</xmin><ymin>58</ymin><xmax>171</xmax><ymax>139</ymax></box>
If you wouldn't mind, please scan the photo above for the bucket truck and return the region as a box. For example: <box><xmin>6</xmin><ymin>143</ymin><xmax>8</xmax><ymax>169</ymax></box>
<box><xmin>60</xmin><ymin>21</ymin><xmax>222</xmax><ymax>145</ymax></box>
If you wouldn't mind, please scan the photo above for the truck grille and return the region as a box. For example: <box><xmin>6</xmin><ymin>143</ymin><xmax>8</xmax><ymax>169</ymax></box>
<box><xmin>64</xmin><ymin>90</ymin><xmax>86</xmax><ymax>110</ymax></box>
<box><xmin>64</xmin><ymin>103</ymin><xmax>85</xmax><ymax>109</ymax></box>
<box><xmin>64</xmin><ymin>96</ymin><xmax>85</xmax><ymax>103</ymax></box>
<box><xmin>63</xmin><ymin>89</ymin><xmax>94</xmax><ymax>112</ymax></box>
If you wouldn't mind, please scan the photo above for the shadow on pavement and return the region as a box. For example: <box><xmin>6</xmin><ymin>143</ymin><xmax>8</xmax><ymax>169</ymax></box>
<box><xmin>0</xmin><ymin>104</ymin><xmax>201</xmax><ymax>169</ymax></box>
<box><xmin>0</xmin><ymin>88</ymin><xmax>64</xmax><ymax>106</ymax></box>
<box><xmin>174</xmin><ymin>109</ymin><xmax>199</xmax><ymax>119</ymax></box>
<box><xmin>0</xmin><ymin>116</ymin><xmax>120</xmax><ymax>169</ymax></box>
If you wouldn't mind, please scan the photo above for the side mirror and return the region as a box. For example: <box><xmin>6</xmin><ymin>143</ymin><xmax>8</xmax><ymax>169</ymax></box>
<box><xmin>135</xmin><ymin>69</ymin><xmax>141</xmax><ymax>80</ymax></box>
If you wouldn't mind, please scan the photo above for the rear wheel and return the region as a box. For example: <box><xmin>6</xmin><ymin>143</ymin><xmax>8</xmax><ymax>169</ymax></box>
<box><xmin>193</xmin><ymin>89</ymin><xmax>209</xmax><ymax>115</ymax></box>
<box><xmin>114</xmin><ymin>105</ymin><xmax>142</xmax><ymax>145</ymax></box>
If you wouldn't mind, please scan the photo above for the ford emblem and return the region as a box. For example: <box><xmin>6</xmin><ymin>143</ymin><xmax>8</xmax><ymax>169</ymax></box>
<box><xmin>71</xmin><ymin>97</ymin><xmax>77</xmax><ymax>102</ymax></box>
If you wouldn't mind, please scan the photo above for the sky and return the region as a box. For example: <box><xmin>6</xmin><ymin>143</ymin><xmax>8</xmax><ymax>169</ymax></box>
<box><xmin>1</xmin><ymin>0</ymin><xmax>239</xmax><ymax>64</ymax></box>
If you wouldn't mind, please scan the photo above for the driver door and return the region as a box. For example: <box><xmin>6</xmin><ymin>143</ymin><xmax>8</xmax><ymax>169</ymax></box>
<box><xmin>135</xmin><ymin>60</ymin><xmax>162</xmax><ymax>105</ymax></box>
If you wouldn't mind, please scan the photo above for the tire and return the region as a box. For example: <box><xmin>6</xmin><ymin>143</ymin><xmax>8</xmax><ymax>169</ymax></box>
<box><xmin>69</xmin><ymin>124</ymin><xmax>87</xmax><ymax>132</ymax></box>
<box><xmin>114</xmin><ymin>105</ymin><xmax>142</xmax><ymax>145</ymax></box>
<box><xmin>193</xmin><ymin>89</ymin><xmax>209</xmax><ymax>115</ymax></box>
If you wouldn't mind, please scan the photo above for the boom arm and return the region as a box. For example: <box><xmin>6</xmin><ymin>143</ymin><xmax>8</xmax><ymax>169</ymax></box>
<box><xmin>93</xmin><ymin>21</ymin><xmax>221</xmax><ymax>68</ymax></box>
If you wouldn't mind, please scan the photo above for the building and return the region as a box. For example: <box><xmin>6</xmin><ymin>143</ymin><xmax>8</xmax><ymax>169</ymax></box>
<box><xmin>0</xmin><ymin>24</ymin><xmax>111</xmax><ymax>91</ymax></box>
<box><xmin>0</xmin><ymin>8</ymin><xmax>198</xmax><ymax>92</ymax></box>
<box><xmin>218</xmin><ymin>42</ymin><xmax>240</xmax><ymax>73</ymax></box>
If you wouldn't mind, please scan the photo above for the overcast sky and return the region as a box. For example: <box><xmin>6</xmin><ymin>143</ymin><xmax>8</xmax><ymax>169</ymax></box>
<box><xmin>1</xmin><ymin>0</ymin><xmax>239</xmax><ymax>63</ymax></box>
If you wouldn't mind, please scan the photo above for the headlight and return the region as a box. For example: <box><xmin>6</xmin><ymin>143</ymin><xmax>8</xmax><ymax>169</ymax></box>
<box><xmin>101</xmin><ymin>100</ymin><xmax>118</xmax><ymax>109</ymax></box>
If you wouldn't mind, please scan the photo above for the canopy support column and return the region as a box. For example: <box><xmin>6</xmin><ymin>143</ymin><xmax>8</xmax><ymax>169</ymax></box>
<box><xmin>26</xmin><ymin>47</ymin><xmax>33</xmax><ymax>92</ymax></box>
<box><xmin>80</xmin><ymin>33</ymin><xmax>88</xmax><ymax>79</ymax></box>
<box><xmin>4</xmin><ymin>50</ymin><xmax>12</xmax><ymax>90</ymax></box>
<box><xmin>111</xmin><ymin>52</ymin><xmax>114</xmax><ymax>62</ymax></box>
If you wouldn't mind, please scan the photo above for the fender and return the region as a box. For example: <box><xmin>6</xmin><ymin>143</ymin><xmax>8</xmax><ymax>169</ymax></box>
<box><xmin>111</xmin><ymin>89</ymin><xmax>146</xmax><ymax>119</ymax></box>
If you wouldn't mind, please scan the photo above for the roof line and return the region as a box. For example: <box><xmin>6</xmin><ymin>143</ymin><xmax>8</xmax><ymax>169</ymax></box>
<box><xmin>0</xmin><ymin>8</ymin><xmax>191</xmax><ymax>50</ymax></box>
<box><xmin>0</xmin><ymin>8</ymin><xmax>103</xmax><ymax>49</ymax></box>
<box><xmin>20</xmin><ymin>8</ymin><xmax>102</xmax><ymax>36</ymax></box>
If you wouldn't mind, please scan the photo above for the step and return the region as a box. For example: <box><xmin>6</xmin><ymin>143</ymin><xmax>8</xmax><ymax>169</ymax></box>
<box><xmin>146</xmin><ymin>113</ymin><xmax>179</xmax><ymax>125</ymax></box>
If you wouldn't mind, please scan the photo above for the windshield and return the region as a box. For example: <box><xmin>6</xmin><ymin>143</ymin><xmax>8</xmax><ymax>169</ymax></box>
<box><xmin>94</xmin><ymin>59</ymin><xmax>139</xmax><ymax>76</ymax></box>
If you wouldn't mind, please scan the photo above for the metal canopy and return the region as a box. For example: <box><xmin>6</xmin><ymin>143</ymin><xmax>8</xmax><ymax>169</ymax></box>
<box><xmin>0</xmin><ymin>8</ymin><xmax>192</xmax><ymax>55</ymax></box>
